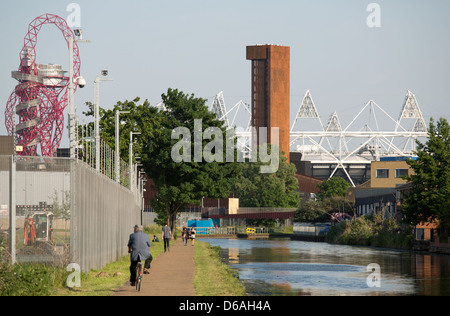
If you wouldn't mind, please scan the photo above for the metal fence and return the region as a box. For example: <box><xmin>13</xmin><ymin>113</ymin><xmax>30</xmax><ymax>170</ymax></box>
<box><xmin>0</xmin><ymin>154</ymin><xmax>140</xmax><ymax>273</ymax></box>
<box><xmin>71</xmin><ymin>161</ymin><xmax>139</xmax><ymax>272</ymax></box>
<box><xmin>75</xmin><ymin>121</ymin><xmax>132</xmax><ymax>188</ymax></box>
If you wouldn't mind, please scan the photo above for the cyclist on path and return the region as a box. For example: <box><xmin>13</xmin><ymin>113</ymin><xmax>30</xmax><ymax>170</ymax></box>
<box><xmin>128</xmin><ymin>224</ymin><xmax>152</xmax><ymax>286</ymax></box>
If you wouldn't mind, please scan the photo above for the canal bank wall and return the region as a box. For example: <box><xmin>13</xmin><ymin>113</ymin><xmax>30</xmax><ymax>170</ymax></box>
<box><xmin>293</xmin><ymin>222</ymin><xmax>450</xmax><ymax>255</ymax></box>
<box><xmin>412</xmin><ymin>240</ymin><xmax>450</xmax><ymax>254</ymax></box>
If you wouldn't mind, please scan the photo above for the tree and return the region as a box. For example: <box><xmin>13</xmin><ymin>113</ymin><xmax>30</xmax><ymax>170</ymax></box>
<box><xmin>140</xmin><ymin>88</ymin><xmax>241</xmax><ymax>231</ymax></box>
<box><xmin>50</xmin><ymin>190</ymin><xmax>71</xmax><ymax>221</ymax></box>
<box><xmin>295</xmin><ymin>177</ymin><xmax>353</xmax><ymax>223</ymax></box>
<box><xmin>403</xmin><ymin>118</ymin><xmax>450</xmax><ymax>227</ymax></box>
<box><xmin>233</xmin><ymin>149</ymin><xmax>300</xmax><ymax>208</ymax></box>
<box><xmin>81</xmin><ymin>90</ymin><xmax>240</xmax><ymax>231</ymax></box>
<box><xmin>82</xmin><ymin>98</ymin><xmax>157</xmax><ymax>165</ymax></box>
<box><xmin>316</xmin><ymin>177</ymin><xmax>350</xmax><ymax>201</ymax></box>
<box><xmin>294</xmin><ymin>200</ymin><xmax>329</xmax><ymax>223</ymax></box>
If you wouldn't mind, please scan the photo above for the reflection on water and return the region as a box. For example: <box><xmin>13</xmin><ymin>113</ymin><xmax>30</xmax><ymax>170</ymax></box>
<box><xmin>202</xmin><ymin>238</ymin><xmax>450</xmax><ymax>296</ymax></box>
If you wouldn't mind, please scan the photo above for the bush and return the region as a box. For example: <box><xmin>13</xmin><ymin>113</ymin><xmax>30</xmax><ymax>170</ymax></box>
<box><xmin>0</xmin><ymin>263</ymin><xmax>67</xmax><ymax>296</ymax></box>
<box><xmin>340</xmin><ymin>217</ymin><xmax>373</xmax><ymax>246</ymax></box>
<box><xmin>326</xmin><ymin>213</ymin><xmax>413</xmax><ymax>249</ymax></box>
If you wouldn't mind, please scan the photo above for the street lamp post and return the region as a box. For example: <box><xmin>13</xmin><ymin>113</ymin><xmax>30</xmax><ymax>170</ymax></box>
<box><xmin>94</xmin><ymin>71</ymin><xmax>113</xmax><ymax>171</ymax></box>
<box><xmin>115</xmin><ymin>110</ymin><xmax>130</xmax><ymax>183</ymax></box>
<box><xmin>139</xmin><ymin>169</ymin><xmax>146</xmax><ymax>225</ymax></box>
<box><xmin>68</xmin><ymin>29</ymin><xmax>90</xmax><ymax>159</ymax></box>
<box><xmin>129</xmin><ymin>131</ymin><xmax>141</xmax><ymax>192</ymax></box>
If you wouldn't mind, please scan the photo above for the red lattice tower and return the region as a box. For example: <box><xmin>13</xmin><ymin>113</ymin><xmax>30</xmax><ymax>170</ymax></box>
<box><xmin>4</xmin><ymin>13</ymin><xmax>81</xmax><ymax>157</ymax></box>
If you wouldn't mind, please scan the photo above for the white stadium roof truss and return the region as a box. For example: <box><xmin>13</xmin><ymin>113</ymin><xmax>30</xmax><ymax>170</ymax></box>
<box><xmin>209</xmin><ymin>90</ymin><xmax>428</xmax><ymax>186</ymax></box>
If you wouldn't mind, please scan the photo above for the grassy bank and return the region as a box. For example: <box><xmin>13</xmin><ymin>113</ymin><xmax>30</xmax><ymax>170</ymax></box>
<box><xmin>326</xmin><ymin>213</ymin><xmax>413</xmax><ymax>249</ymax></box>
<box><xmin>1</xmin><ymin>225</ymin><xmax>247</xmax><ymax>296</ymax></box>
<box><xmin>54</xmin><ymin>224</ymin><xmax>167</xmax><ymax>296</ymax></box>
<box><xmin>194</xmin><ymin>241</ymin><xmax>246</xmax><ymax>296</ymax></box>
<box><xmin>1</xmin><ymin>225</ymin><xmax>246</xmax><ymax>296</ymax></box>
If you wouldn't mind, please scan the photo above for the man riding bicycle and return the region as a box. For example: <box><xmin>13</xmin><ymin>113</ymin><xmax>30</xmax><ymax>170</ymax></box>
<box><xmin>128</xmin><ymin>225</ymin><xmax>152</xmax><ymax>286</ymax></box>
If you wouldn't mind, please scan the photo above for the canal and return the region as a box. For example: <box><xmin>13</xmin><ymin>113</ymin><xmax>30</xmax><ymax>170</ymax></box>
<box><xmin>202</xmin><ymin>238</ymin><xmax>450</xmax><ymax>296</ymax></box>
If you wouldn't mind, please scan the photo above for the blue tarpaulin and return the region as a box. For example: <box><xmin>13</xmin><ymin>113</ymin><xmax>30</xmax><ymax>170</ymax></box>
<box><xmin>188</xmin><ymin>219</ymin><xmax>214</xmax><ymax>228</ymax></box>
<box><xmin>187</xmin><ymin>219</ymin><xmax>215</xmax><ymax>235</ymax></box>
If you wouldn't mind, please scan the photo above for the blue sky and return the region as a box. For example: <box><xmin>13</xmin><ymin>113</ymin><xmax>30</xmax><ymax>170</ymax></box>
<box><xmin>1</xmin><ymin>0</ymin><xmax>449</xmax><ymax>147</ymax></box>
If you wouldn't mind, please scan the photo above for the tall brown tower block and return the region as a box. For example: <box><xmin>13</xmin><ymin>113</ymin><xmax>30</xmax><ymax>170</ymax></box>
<box><xmin>246</xmin><ymin>45</ymin><xmax>290</xmax><ymax>162</ymax></box>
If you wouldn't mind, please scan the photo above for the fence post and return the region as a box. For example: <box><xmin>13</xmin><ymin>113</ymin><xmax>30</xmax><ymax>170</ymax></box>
<box><xmin>9</xmin><ymin>155</ymin><xmax>16</xmax><ymax>265</ymax></box>
<box><xmin>69</xmin><ymin>157</ymin><xmax>78</xmax><ymax>269</ymax></box>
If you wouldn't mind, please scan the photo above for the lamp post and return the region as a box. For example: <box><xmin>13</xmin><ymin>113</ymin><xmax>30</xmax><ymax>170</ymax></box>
<box><xmin>115</xmin><ymin>110</ymin><xmax>130</xmax><ymax>183</ymax></box>
<box><xmin>129</xmin><ymin>131</ymin><xmax>141</xmax><ymax>192</ymax></box>
<box><xmin>68</xmin><ymin>29</ymin><xmax>90</xmax><ymax>159</ymax></box>
<box><xmin>94</xmin><ymin>71</ymin><xmax>113</xmax><ymax>171</ymax></box>
<box><xmin>139</xmin><ymin>169</ymin><xmax>146</xmax><ymax>225</ymax></box>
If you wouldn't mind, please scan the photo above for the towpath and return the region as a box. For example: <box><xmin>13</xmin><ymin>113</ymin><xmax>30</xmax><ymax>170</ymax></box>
<box><xmin>112</xmin><ymin>238</ymin><xmax>195</xmax><ymax>296</ymax></box>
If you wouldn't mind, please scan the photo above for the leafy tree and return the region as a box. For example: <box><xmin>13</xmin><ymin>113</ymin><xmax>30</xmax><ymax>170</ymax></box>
<box><xmin>82</xmin><ymin>98</ymin><xmax>157</xmax><ymax>165</ymax></box>
<box><xmin>294</xmin><ymin>196</ymin><xmax>354</xmax><ymax>223</ymax></box>
<box><xmin>295</xmin><ymin>177</ymin><xmax>353</xmax><ymax>223</ymax></box>
<box><xmin>403</xmin><ymin>118</ymin><xmax>450</xmax><ymax>227</ymax></box>
<box><xmin>50</xmin><ymin>190</ymin><xmax>71</xmax><ymax>221</ymax></box>
<box><xmin>294</xmin><ymin>200</ymin><xmax>330</xmax><ymax>223</ymax></box>
<box><xmin>82</xmin><ymin>90</ymin><xmax>241</xmax><ymax>231</ymax></box>
<box><xmin>233</xmin><ymin>149</ymin><xmax>300</xmax><ymax>208</ymax></box>
<box><xmin>140</xmin><ymin>88</ymin><xmax>241</xmax><ymax>231</ymax></box>
<box><xmin>316</xmin><ymin>177</ymin><xmax>350</xmax><ymax>201</ymax></box>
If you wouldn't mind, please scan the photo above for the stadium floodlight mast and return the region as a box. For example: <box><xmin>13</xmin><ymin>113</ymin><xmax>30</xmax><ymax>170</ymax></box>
<box><xmin>94</xmin><ymin>70</ymin><xmax>113</xmax><ymax>171</ymax></box>
<box><xmin>68</xmin><ymin>28</ymin><xmax>90</xmax><ymax>159</ymax></box>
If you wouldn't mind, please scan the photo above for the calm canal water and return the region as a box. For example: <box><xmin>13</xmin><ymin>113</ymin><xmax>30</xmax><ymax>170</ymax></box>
<box><xmin>202</xmin><ymin>238</ymin><xmax>450</xmax><ymax>296</ymax></box>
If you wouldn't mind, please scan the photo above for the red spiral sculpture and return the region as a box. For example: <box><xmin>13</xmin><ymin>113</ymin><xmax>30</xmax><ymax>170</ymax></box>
<box><xmin>4</xmin><ymin>13</ymin><xmax>81</xmax><ymax>157</ymax></box>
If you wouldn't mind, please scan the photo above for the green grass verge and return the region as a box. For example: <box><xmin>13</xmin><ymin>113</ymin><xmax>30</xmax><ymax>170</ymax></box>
<box><xmin>54</xmin><ymin>224</ymin><xmax>167</xmax><ymax>296</ymax></box>
<box><xmin>2</xmin><ymin>226</ymin><xmax>247</xmax><ymax>296</ymax></box>
<box><xmin>193</xmin><ymin>241</ymin><xmax>246</xmax><ymax>296</ymax></box>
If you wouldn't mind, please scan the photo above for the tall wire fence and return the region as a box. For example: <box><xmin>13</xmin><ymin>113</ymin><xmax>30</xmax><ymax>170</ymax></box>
<box><xmin>1</xmin><ymin>139</ymin><xmax>141</xmax><ymax>272</ymax></box>
<box><xmin>75</xmin><ymin>121</ymin><xmax>132</xmax><ymax>188</ymax></box>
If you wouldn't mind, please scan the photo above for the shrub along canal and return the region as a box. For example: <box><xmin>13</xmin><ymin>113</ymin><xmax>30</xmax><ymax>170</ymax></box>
<box><xmin>202</xmin><ymin>238</ymin><xmax>450</xmax><ymax>296</ymax></box>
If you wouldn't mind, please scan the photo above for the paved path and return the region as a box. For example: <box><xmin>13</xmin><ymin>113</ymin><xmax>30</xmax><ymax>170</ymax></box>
<box><xmin>112</xmin><ymin>239</ymin><xmax>196</xmax><ymax>296</ymax></box>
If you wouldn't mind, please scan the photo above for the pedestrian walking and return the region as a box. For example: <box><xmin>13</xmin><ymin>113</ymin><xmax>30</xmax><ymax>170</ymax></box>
<box><xmin>182</xmin><ymin>227</ymin><xmax>188</xmax><ymax>246</ymax></box>
<box><xmin>190</xmin><ymin>227</ymin><xmax>196</xmax><ymax>246</ymax></box>
<box><xmin>162</xmin><ymin>221</ymin><xmax>172</xmax><ymax>252</ymax></box>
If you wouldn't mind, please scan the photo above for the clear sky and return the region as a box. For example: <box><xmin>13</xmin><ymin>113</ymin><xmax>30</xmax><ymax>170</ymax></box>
<box><xmin>1</xmin><ymin>0</ymin><xmax>449</xmax><ymax>147</ymax></box>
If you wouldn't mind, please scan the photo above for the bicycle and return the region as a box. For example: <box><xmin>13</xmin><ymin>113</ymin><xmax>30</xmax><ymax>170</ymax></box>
<box><xmin>135</xmin><ymin>261</ymin><xmax>143</xmax><ymax>291</ymax></box>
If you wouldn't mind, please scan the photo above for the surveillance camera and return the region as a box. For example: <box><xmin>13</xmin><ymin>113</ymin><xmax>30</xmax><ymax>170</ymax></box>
<box><xmin>101</xmin><ymin>70</ymin><xmax>108</xmax><ymax>76</ymax></box>
<box><xmin>73</xmin><ymin>29</ymin><xmax>83</xmax><ymax>39</ymax></box>
<box><xmin>77</xmin><ymin>76</ymin><xmax>86</xmax><ymax>88</ymax></box>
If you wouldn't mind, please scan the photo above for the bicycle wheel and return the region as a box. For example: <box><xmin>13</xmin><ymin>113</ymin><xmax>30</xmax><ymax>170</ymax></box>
<box><xmin>136</xmin><ymin>276</ymin><xmax>141</xmax><ymax>291</ymax></box>
<box><xmin>136</xmin><ymin>262</ymin><xmax>142</xmax><ymax>291</ymax></box>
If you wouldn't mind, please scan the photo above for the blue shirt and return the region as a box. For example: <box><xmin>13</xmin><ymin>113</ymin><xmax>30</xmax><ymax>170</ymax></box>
<box><xmin>127</xmin><ymin>231</ymin><xmax>151</xmax><ymax>261</ymax></box>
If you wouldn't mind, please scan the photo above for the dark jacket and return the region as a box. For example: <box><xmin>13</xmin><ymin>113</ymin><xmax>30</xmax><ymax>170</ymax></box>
<box><xmin>128</xmin><ymin>231</ymin><xmax>151</xmax><ymax>261</ymax></box>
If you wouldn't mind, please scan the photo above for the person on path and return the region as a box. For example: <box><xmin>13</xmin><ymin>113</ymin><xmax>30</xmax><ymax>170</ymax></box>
<box><xmin>127</xmin><ymin>225</ymin><xmax>152</xmax><ymax>286</ymax></box>
<box><xmin>182</xmin><ymin>227</ymin><xmax>188</xmax><ymax>246</ymax></box>
<box><xmin>190</xmin><ymin>227</ymin><xmax>196</xmax><ymax>246</ymax></box>
<box><xmin>162</xmin><ymin>221</ymin><xmax>172</xmax><ymax>252</ymax></box>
